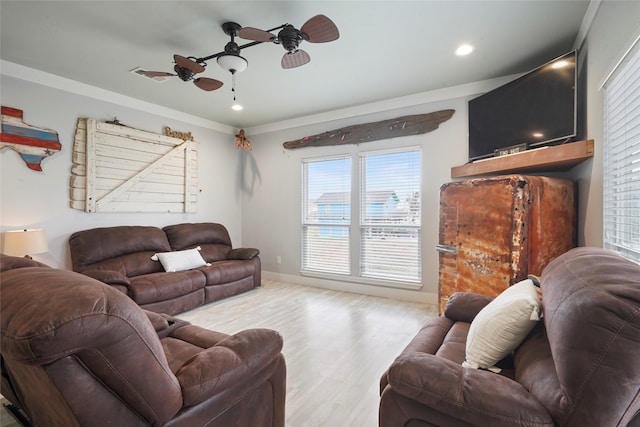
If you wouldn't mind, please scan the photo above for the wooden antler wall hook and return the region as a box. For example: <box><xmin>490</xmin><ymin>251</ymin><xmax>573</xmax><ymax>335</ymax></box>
<box><xmin>235</xmin><ymin>129</ymin><xmax>252</xmax><ymax>150</ymax></box>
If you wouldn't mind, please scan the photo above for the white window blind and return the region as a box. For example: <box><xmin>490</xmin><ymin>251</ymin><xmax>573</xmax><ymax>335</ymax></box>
<box><xmin>302</xmin><ymin>157</ymin><xmax>351</xmax><ymax>274</ymax></box>
<box><xmin>360</xmin><ymin>149</ymin><xmax>421</xmax><ymax>282</ymax></box>
<box><xmin>603</xmin><ymin>39</ymin><xmax>640</xmax><ymax>263</ymax></box>
<box><xmin>302</xmin><ymin>147</ymin><xmax>422</xmax><ymax>286</ymax></box>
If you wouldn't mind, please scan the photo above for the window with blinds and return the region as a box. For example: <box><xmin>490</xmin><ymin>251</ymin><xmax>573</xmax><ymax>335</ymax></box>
<box><xmin>302</xmin><ymin>157</ymin><xmax>351</xmax><ymax>274</ymax></box>
<box><xmin>360</xmin><ymin>149</ymin><xmax>421</xmax><ymax>281</ymax></box>
<box><xmin>301</xmin><ymin>148</ymin><xmax>422</xmax><ymax>285</ymax></box>
<box><xmin>603</xmin><ymin>38</ymin><xmax>640</xmax><ymax>264</ymax></box>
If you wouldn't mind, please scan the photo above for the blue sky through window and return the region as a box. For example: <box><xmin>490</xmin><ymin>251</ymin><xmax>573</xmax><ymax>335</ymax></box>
<box><xmin>364</xmin><ymin>150</ymin><xmax>420</xmax><ymax>202</ymax></box>
<box><xmin>307</xmin><ymin>157</ymin><xmax>350</xmax><ymax>200</ymax></box>
<box><xmin>306</xmin><ymin>151</ymin><xmax>420</xmax><ymax>201</ymax></box>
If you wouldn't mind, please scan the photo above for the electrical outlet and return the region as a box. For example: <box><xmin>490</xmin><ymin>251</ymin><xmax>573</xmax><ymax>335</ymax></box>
<box><xmin>276</xmin><ymin>256</ymin><xmax>282</xmax><ymax>264</ymax></box>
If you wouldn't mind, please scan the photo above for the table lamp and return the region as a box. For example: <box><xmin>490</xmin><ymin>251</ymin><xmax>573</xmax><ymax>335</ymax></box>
<box><xmin>3</xmin><ymin>228</ymin><xmax>49</xmax><ymax>258</ymax></box>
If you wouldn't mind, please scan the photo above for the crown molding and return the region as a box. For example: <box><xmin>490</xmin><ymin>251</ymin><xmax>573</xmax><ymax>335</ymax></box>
<box><xmin>1</xmin><ymin>60</ymin><xmax>235</xmax><ymax>134</ymax></box>
<box><xmin>2</xmin><ymin>59</ymin><xmax>517</xmax><ymax>137</ymax></box>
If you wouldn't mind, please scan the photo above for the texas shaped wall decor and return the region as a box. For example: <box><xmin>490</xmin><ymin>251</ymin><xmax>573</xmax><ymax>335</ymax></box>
<box><xmin>0</xmin><ymin>106</ymin><xmax>61</xmax><ymax>171</ymax></box>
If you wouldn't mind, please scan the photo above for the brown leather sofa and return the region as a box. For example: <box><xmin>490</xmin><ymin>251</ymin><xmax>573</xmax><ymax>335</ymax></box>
<box><xmin>69</xmin><ymin>222</ymin><xmax>260</xmax><ymax>315</ymax></box>
<box><xmin>380</xmin><ymin>247</ymin><xmax>640</xmax><ymax>427</ymax></box>
<box><xmin>0</xmin><ymin>254</ymin><xmax>286</xmax><ymax>427</ymax></box>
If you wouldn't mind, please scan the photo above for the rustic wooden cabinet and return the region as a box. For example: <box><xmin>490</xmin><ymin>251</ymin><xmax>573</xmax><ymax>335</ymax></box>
<box><xmin>437</xmin><ymin>175</ymin><xmax>576</xmax><ymax>313</ymax></box>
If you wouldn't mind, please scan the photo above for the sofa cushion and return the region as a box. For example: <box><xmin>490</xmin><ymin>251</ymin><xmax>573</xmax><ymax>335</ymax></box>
<box><xmin>199</xmin><ymin>260</ymin><xmax>256</xmax><ymax>285</ymax></box>
<box><xmin>387</xmin><ymin>351</ymin><xmax>553</xmax><ymax>427</ymax></box>
<box><xmin>152</xmin><ymin>247</ymin><xmax>210</xmax><ymax>272</ymax></box>
<box><xmin>128</xmin><ymin>270</ymin><xmax>206</xmax><ymax>305</ymax></box>
<box><xmin>164</xmin><ymin>223</ymin><xmax>233</xmax><ymax>262</ymax></box>
<box><xmin>69</xmin><ymin>226</ymin><xmax>171</xmax><ymax>276</ymax></box>
<box><xmin>167</xmin><ymin>327</ymin><xmax>283</xmax><ymax>406</ymax></box>
<box><xmin>463</xmin><ymin>278</ymin><xmax>541</xmax><ymax>371</ymax></box>
<box><xmin>434</xmin><ymin>321</ymin><xmax>469</xmax><ymax>364</ymax></box>
<box><xmin>84</xmin><ymin>251</ymin><xmax>166</xmax><ymax>278</ymax></box>
<box><xmin>81</xmin><ymin>269</ymin><xmax>131</xmax><ymax>286</ymax></box>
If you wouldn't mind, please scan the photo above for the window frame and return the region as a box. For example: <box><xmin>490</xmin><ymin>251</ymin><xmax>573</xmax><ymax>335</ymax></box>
<box><xmin>300</xmin><ymin>146</ymin><xmax>423</xmax><ymax>289</ymax></box>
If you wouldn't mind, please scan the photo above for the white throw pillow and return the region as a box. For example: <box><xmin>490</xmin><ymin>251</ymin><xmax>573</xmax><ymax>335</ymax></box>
<box><xmin>462</xmin><ymin>278</ymin><xmax>542</xmax><ymax>372</ymax></box>
<box><xmin>151</xmin><ymin>247</ymin><xmax>210</xmax><ymax>272</ymax></box>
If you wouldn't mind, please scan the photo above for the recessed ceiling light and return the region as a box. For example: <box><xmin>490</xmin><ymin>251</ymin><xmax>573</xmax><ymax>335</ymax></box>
<box><xmin>231</xmin><ymin>103</ymin><xmax>243</xmax><ymax>111</ymax></box>
<box><xmin>456</xmin><ymin>44</ymin><xmax>474</xmax><ymax>56</ymax></box>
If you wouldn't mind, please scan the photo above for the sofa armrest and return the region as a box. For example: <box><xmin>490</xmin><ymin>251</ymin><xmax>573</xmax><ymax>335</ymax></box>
<box><xmin>228</xmin><ymin>247</ymin><xmax>260</xmax><ymax>260</ymax></box>
<box><xmin>81</xmin><ymin>269</ymin><xmax>131</xmax><ymax>286</ymax></box>
<box><xmin>443</xmin><ymin>292</ymin><xmax>493</xmax><ymax>323</ymax></box>
<box><xmin>175</xmin><ymin>328</ymin><xmax>283</xmax><ymax>406</ymax></box>
<box><xmin>387</xmin><ymin>353</ymin><xmax>553</xmax><ymax>427</ymax></box>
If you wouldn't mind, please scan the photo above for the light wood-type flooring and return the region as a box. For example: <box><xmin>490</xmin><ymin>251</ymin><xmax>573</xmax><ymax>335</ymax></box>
<box><xmin>181</xmin><ymin>280</ymin><xmax>437</xmax><ymax>427</ymax></box>
<box><xmin>1</xmin><ymin>280</ymin><xmax>437</xmax><ymax>427</ymax></box>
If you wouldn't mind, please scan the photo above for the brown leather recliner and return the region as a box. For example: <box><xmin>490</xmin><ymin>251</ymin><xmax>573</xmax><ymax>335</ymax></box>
<box><xmin>0</xmin><ymin>254</ymin><xmax>286</xmax><ymax>427</ymax></box>
<box><xmin>380</xmin><ymin>247</ymin><xmax>640</xmax><ymax>427</ymax></box>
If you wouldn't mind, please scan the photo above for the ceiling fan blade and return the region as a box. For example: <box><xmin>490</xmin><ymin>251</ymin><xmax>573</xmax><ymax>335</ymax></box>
<box><xmin>136</xmin><ymin>70</ymin><xmax>175</xmax><ymax>78</ymax></box>
<box><xmin>193</xmin><ymin>77</ymin><xmax>223</xmax><ymax>91</ymax></box>
<box><xmin>281</xmin><ymin>49</ymin><xmax>310</xmax><ymax>69</ymax></box>
<box><xmin>174</xmin><ymin>54</ymin><xmax>205</xmax><ymax>74</ymax></box>
<box><xmin>238</xmin><ymin>27</ymin><xmax>275</xmax><ymax>42</ymax></box>
<box><xmin>300</xmin><ymin>15</ymin><xmax>339</xmax><ymax>43</ymax></box>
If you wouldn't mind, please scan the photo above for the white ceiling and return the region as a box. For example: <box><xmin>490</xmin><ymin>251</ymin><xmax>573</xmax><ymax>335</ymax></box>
<box><xmin>0</xmin><ymin>1</ymin><xmax>591</xmax><ymax>129</ymax></box>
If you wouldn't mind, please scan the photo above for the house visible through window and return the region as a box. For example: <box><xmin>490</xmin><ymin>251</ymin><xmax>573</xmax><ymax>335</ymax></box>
<box><xmin>302</xmin><ymin>157</ymin><xmax>351</xmax><ymax>274</ymax></box>
<box><xmin>302</xmin><ymin>148</ymin><xmax>422</xmax><ymax>285</ymax></box>
<box><xmin>603</xmin><ymin>36</ymin><xmax>640</xmax><ymax>264</ymax></box>
<box><xmin>360</xmin><ymin>150</ymin><xmax>421</xmax><ymax>282</ymax></box>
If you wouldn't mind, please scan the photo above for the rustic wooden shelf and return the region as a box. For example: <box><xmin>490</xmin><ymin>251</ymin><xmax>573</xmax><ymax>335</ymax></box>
<box><xmin>451</xmin><ymin>139</ymin><xmax>594</xmax><ymax>178</ymax></box>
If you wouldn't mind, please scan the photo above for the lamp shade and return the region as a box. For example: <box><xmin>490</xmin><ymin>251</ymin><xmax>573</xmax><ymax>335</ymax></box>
<box><xmin>217</xmin><ymin>54</ymin><xmax>248</xmax><ymax>74</ymax></box>
<box><xmin>3</xmin><ymin>228</ymin><xmax>48</xmax><ymax>257</ymax></box>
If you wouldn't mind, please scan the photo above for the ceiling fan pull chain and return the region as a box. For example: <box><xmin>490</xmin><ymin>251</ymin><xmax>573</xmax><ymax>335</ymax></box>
<box><xmin>232</xmin><ymin>72</ymin><xmax>237</xmax><ymax>100</ymax></box>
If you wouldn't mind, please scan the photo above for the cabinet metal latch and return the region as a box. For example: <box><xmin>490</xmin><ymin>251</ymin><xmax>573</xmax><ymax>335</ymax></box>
<box><xmin>435</xmin><ymin>244</ymin><xmax>457</xmax><ymax>255</ymax></box>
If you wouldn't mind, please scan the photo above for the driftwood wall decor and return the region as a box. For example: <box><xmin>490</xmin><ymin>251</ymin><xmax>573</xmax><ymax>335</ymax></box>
<box><xmin>70</xmin><ymin>118</ymin><xmax>198</xmax><ymax>213</ymax></box>
<box><xmin>283</xmin><ymin>109</ymin><xmax>454</xmax><ymax>149</ymax></box>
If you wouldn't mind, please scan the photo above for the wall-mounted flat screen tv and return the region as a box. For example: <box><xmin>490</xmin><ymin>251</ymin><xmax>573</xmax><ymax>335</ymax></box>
<box><xmin>468</xmin><ymin>50</ymin><xmax>579</xmax><ymax>162</ymax></box>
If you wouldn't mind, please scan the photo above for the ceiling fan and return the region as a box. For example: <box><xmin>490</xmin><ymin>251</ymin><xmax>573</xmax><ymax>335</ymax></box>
<box><xmin>137</xmin><ymin>15</ymin><xmax>339</xmax><ymax>92</ymax></box>
<box><xmin>238</xmin><ymin>14</ymin><xmax>339</xmax><ymax>69</ymax></box>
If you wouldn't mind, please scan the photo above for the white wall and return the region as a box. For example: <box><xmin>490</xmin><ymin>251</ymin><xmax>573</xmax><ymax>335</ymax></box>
<box><xmin>2</xmin><ymin>1</ymin><xmax>637</xmax><ymax>303</ymax></box>
<box><xmin>0</xmin><ymin>75</ymin><xmax>242</xmax><ymax>269</ymax></box>
<box><xmin>240</xmin><ymin>91</ymin><xmax>485</xmax><ymax>304</ymax></box>
<box><xmin>238</xmin><ymin>1</ymin><xmax>640</xmax><ymax>303</ymax></box>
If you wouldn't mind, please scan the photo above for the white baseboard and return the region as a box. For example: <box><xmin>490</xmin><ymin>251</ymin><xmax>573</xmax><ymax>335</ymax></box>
<box><xmin>262</xmin><ymin>271</ymin><xmax>438</xmax><ymax>305</ymax></box>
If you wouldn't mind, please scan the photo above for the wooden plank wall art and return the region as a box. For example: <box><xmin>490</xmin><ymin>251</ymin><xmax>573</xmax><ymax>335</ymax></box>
<box><xmin>70</xmin><ymin>118</ymin><xmax>198</xmax><ymax>213</ymax></box>
<box><xmin>283</xmin><ymin>109</ymin><xmax>455</xmax><ymax>149</ymax></box>
<box><xmin>1</xmin><ymin>106</ymin><xmax>62</xmax><ymax>171</ymax></box>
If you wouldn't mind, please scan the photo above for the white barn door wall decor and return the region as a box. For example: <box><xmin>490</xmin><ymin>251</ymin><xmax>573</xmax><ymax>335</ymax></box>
<box><xmin>70</xmin><ymin>119</ymin><xmax>198</xmax><ymax>213</ymax></box>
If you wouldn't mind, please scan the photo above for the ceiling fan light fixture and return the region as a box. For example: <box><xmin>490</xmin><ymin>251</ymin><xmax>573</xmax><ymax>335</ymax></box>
<box><xmin>217</xmin><ymin>54</ymin><xmax>248</xmax><ymax>74</ymax></box>
<box><xmin>231</xmin><ymin>103</ymin><xmax>244</xmax><ymax>111</ymax></box>
<box><xmin>455</xmin><ymin>44</ymin><xmax>474</xmax><ymax>56</ymax></box>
